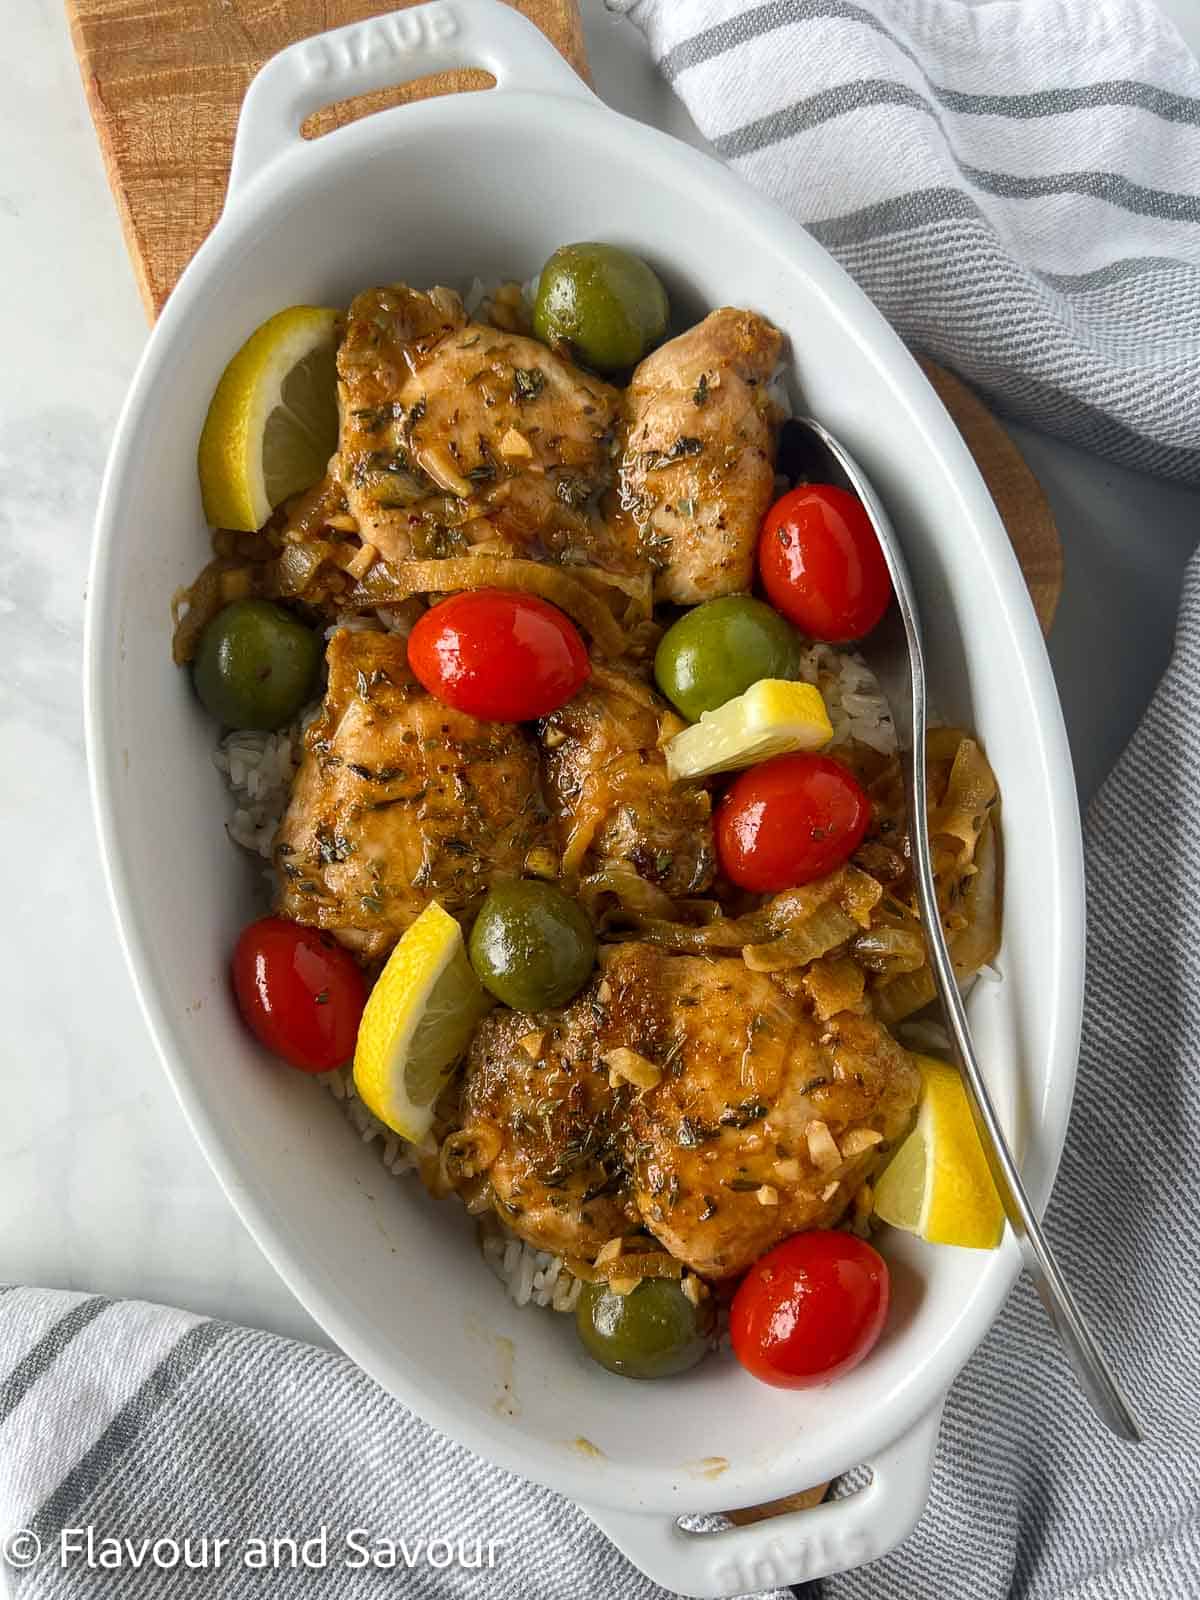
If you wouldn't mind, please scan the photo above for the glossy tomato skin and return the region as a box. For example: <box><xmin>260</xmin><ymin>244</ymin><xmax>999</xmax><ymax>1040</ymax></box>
<box><xmin>406</xmin><ymin>589</ymin><xmax>590</xmax><ymax>721</ymax></box>
<box><xmin>758</xmin><ymin>485</ymin><xmax>892</xmax><ymax>642</ymax></box>
<box><xmin>715</xmin><ymin>753</ymin><xmax>871</xmax><ymax>892</ymax></box>
<box><xmin>731</xmin><ymin>1232</ymin><xmax>890</xmax><ymax>1388</ymax></box>
<box><xmin>232</xmin><ymin>917</ymin><xmax>366</xmax><ymax>1073</ymax></box>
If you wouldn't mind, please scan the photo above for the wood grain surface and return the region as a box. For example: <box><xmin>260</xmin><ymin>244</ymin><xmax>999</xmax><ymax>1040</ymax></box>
<box><xmin>920</xmin><ymin>358</ymin><xmax>1063</xmax><ymax>634</ymax></box>
<box><xmin>65</xmin><ymin>0</ymin><xmax>588</xmax><ymax>317</ymax></box>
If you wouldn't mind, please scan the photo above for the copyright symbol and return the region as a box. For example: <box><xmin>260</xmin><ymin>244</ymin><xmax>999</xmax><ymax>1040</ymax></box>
<box><xmin>2</xmin><ymin>1529</ymin><xmax>41</xmax><ymax>1569</ymax></box>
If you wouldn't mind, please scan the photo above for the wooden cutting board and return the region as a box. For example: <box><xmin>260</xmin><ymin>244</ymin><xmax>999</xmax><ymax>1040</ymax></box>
<box><xmin>66</xmin><ymin>0</ymin><xmax>589</xmax><ymax>317</ymax></box>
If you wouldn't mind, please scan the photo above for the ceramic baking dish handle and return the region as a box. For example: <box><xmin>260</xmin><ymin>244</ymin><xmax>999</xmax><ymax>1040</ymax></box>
<box><xmin>227</xmin><ymin>0</ymin><xmax>597</xmax><ymax>198</ymax></box>
<box><xmin>582</xmin><ymin>1402</ymin><xmax>943</xmax><ymax>1599</ymax></box>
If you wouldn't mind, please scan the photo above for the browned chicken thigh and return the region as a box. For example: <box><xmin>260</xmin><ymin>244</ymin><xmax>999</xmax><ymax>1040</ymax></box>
<box><xmin>600</xmin><ymin>944</ymin><xmax>921</xmax><ymax>1277</ymax></box>
<box><xmin>335</xmin><ymin>285</ymin><xmax>634</xmax><ymax>573</ymax></box>
<box><xmin>539</xmin><ymin>664</ymin><xmax>714</xmax><ymax>897</ymax></box>
<box><xmin>455</xmin><ymin>942</ymin><xmax>918</xmax><ymax>1275</ymax></box>
<box><xmin>274</xmin><ymin>630</ymin><xmax>547</xmax><ymax>958</ymax></box>
<box><xmin>457</xmin><ymin>998</ymin><xmax>637</xmax><ymax>1258</ymax></box>
<box><xmin>611</xmin><ymin>308</ymin><xmax>785</xmax><ymax>604</ymax></box>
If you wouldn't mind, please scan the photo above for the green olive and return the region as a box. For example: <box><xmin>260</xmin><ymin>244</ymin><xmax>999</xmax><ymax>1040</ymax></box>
<box><xmin>576</xmin><ymin>1278</ymin><xmax>713</xmax><ymax>1380</ymax></box>
<box><xmin>654</xmin><ymin>596</ymin><xmax>804</xmax><ymax>721</ymax></box>
<box><xmin>533</xmin><ymin>243</ymin><xmax>669</xmax><ymax>374</ymax></box>
<box><xmin>192</xmin><ymin>599</ymin><xmax>322</xmax><ymax>730</ymax></box>
<box><xmin>468</xmin><ymin>880</ymin><xmax>596</xmax><ymax>1011</ymax></box>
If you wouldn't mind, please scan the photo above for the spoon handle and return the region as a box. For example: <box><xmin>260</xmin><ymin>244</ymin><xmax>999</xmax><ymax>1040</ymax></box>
<box><xmin>912</xmin><ymin>808</ymin><xmax>1143</xmax><ymax>1444</ymax></box>
<box><xmin>797</xmin><ymin>417</ymin><xmax>1143</xmax><ymax>1443</ymax></box>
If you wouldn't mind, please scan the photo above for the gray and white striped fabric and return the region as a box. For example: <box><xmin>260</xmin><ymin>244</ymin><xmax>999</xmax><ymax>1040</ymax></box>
<box><xmin>12</xmin><ymin>558</ymin><xmax>1200</xmax><ymax>1598</ymax></box>
<box><xmin>0</xmin><ymin>1286</ymin><xmax>789</xmax><ymax>1599</ymax></box>
<box><xmin>5</xmin><ymin>3</ymin><xmax>1200</xmax><ymax>1596</ymax></box>
<box><xmin>609</xmin><ymin>7</ymin><xmax>1200</xmax><ymax>1593</ymax></box>
<box><xmin>608</xmin><ymin>0</ymin><xmax>1200</xmax><ymax>480</ymax></box>
<box><xmin>4</xmin><ymin>540</ymin><xmax>1200</xmax><ymax>1597</ymax></box>
<box><xmin>806</xmin><ymin>544</ymin><xmax>1200</xmax><ymax>1596</ymax></box>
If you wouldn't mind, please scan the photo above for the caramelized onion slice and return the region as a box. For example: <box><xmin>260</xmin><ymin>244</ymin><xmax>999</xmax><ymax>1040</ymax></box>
<box><xmin>874</xmin><ymin>812</ymin><xmax>1002</xmax><ymax>1024</ymax></box>
<box><xmin>341</xmin><ymin>556</ymin><xmax>626</xmax><ymax>657</ymax></box>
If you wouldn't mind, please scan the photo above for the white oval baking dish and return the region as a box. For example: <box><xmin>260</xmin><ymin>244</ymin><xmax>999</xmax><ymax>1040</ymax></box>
<box><xmin>84</xmin><ymin>3</ymin><xmax>1085</xmax><ymax>1592</ymax></box>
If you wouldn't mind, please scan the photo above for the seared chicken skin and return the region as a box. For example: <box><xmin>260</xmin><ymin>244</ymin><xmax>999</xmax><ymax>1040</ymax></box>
<box><xmin>458</xmin><ymin>998</ymin><xmax>637</xmax><ymax>1259</ymax></box>
<box><xmin>612</xmin><ymin>308</ymin><xmax>785</xmax><ymax>605</ymax></box>
<box><xmin>455</xmin><ymin>943</ymin><xmax>918</xmax><ymax>1274</ymax></box>
<box><xmin>539</xmin><ymin>664</ymin><xmax>714</xmax><ymax>897</ymax></box>
<box><xmin>274</xmin><ymin>631</ymin><xmax>547</xmax><ymax>958</ymax></box>
<box><xmin>601</xmin><ymin>944</ymin><xmax>920</xmax><ymax>1277</ymax></box>
<box><xmin>335</xmin><ymin>285</ymin><xmax>634</xmax><ymax>573</ymax></box>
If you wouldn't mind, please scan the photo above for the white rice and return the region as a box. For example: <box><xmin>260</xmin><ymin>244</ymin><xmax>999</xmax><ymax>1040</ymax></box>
<box><xmin>479</xmin><ymin>1218</ymin><xmax>583</xmax><ymax>1313</ymax></box>
<box><xmin>798</xmin><ymin>641</ymin><xmax>896</xmax><ymax>754</ymax></box>
<box><xmin>213</xmin><ymin>723</ymin><xmax>305</xmax><ymax>859</ymax></box>
<box><xmin>322</xmin><ymin>1064</ymin><xmax>423</xmax><ymax>1179</ymax></box>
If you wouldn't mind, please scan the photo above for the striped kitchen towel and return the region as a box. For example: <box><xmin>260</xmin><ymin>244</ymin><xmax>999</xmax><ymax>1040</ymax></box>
<box><xmin>608</xmin><ymin>0</ymin><xmax>1200</xmax><ymax>481</ymax></box>
<box><xmin>0</xmin><ymin>1286</ymin><xmax>787</xmax><ymax>1599</ymax></box>
<box><xmin>791</xmin><ymin>544</ymin><xmax>1200</xmax><ymax>1599</ymax></box>
<box><xmin>5</xmin><ymin>535</ymin><xmax>1200</xmax><ymax>1598</ymax></box>
<box><xmin>4</xmin><ymin>5</ymin><xmax>1200</xmax><ymax>1598</ymax></box>
<box><xmin>607</xmin><ymin>1</ymin><xmax>1200</xmax><ymax>1594</ymax></box>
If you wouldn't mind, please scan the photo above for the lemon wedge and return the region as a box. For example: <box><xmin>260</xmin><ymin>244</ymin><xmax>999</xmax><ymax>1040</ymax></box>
<box><xmin>663</xmin><ymin>678</ymin><xmax>833</xmax><ymax>781</ymax></box>
<box><xmin>873</xmin><ymin>1055</ymin><xmax>1005</xmax><ymax>1249</ymax></box>
<box><xmin>198</xmin><ymin>306</ymin><xmax>340</xmax><ymax>532</ymax></box>
<box><xmin>353</xmin><ymin>902</ymin><xmax>491</xmax><ymax>1142</ymax></box>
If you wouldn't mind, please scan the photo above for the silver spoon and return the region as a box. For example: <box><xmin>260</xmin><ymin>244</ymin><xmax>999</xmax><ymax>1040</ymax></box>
<box><xmin>793</xmin><ymin>415</ymin><xmax>1143</xmax><ymax>1444</ymax></box>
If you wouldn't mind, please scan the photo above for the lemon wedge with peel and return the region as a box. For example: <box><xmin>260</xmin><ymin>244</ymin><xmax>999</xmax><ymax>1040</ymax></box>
<box><xmin>353</xmin><ymin>903</ymin><xmax>491</xmax><ymax>1142</ymax></box>
<box><xmin>663</xmin><ymin>678</ymin><xmax>832</xmax><ymax>781</ymax></box>
<box><xmin>198</xmin><ymin>306</ymin><xmax>340</xmax><ymax>532</ymax></box>
<box><xmin>873</xmin><ymin>1055</ymin><xmax>1005</xmax><ymax>1249</ymax></box>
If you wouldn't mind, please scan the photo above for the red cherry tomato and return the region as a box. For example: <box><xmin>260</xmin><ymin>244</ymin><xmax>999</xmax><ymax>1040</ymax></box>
<box><xmin>758</xmin><ymin>484</ymin><xmax>892</xmax><ymax>642</ymax></box>
<box><xmin>731</xmin><ymin>1232</ymin><xmax>890</xmax><ymax>1388</ymax></box>
<box><xmin>232</xmin><ymin>917</ymin><xmax>366</xmax><ymax>1073</ymax></box>
<box><xmin>406</xmin><ymin>589</ymin><xmax>590</xmax><ymax>721</ymax></box>
<box><xmin>714</xmin><ymin>753</ymin><xmax>871</xmax><ymax>893</ymax></box>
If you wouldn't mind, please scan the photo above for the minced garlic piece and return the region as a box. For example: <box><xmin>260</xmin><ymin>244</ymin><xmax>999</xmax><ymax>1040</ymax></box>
<box><xmin>841</xmin><ymin>1128</ymin><xmax>884</xmax><ymax>1157</ymax></box>
<box><xmin>499</xmin><ymin>427</ymin><xmax>534</xmax><ymax>459</ymax></box>
<box><xmin>806</xmin><ymin>1119</ymin><xmax>842</xmax><ymax>1172</ymax></box>
<box><xmin>603</xmin><ymin>1047</ymin><xmax>662</xmax><ymax>1091</ymax></box>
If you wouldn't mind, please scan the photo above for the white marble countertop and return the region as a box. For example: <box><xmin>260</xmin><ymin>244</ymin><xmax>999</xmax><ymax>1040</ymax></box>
<box><xmin>3</xmin><ymin>0</ymin><xmax>1198</xmax><ymax>1347</ymax></box>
